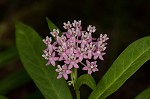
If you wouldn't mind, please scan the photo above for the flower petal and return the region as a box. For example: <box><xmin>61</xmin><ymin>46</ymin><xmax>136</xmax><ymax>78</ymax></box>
<box><xmin>82</xmin><ymin>66</ymin><xmax>88</xmax><ymax>70</ymax></box>
<box><xmin>63</xmin><ymin>73</ymin><xmax>68</xmax><ymax>80</ymax></box>
<box><xmin>68</xmin><ymin>64</ymin><xmax>73</xmax><ymax>69</ymax></box>
<box><xmin>74</xmin><ymin>63</ymin><xmax>79</xmax><ymax>68</ymax></box>
<box><xmin>86</xmin><ymin>60</ymin><xmax>90</xmax><ymax>65</ymax></box>
<box><xmin>57</xmin><ymin>74</ymin><xmax>62</xmax><ymax>79</ymax></box>
<box><xmin>99</xmin><ymin>55</ymin><xmax>104</xmax><ymax>60</ymax></box>
<box><xmin>88</xmin><ymin>70</ymin><xmax>92</xmax><ymax>74</ymax></box>
<box><xmin>66</xmin><ymin>70</ymin><xmax>71</xmax><ymax>74</ymax></box>
<box><xmin>50</xmin><ymin>59</ymin><xmax>55</xmax><ymax>66</ymax></box>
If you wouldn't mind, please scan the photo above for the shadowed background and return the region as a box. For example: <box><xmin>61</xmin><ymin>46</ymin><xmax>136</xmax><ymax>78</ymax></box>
<box><xmin>0</xmin><ymin>0</ymin><xmax>150</xmax><ymax>99</ymax></box>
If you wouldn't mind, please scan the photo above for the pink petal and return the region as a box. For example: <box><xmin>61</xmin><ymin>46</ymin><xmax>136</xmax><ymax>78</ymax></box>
<box><xmin>63</xmin><ymin>64</ymin><xmax>67</xmax><ymax>69</ymax></box>
<box><xmin>87</xmin><ymin>52</ymin><xmax>92</xmax><ymax>59</ymax></box>
<box><xmin>83</xmin><ymin>66</ymin><xmax>88</xmax><ymax>70</ymax></box>
<box><xmin>99</xmin><ymin>55</ymin><xmax>104</xmax><ymax>60</ymax></box>
<box><xmin>54</xmin><ymin>57</ymin><xmax>59</xmax><ymax>61</ymax></box>
<box><xmin>79</xmin><ymin>56</ymin><xmax>83</xmax><ymax>62</ymax></box>
<box><xmin>66</xmin><ymin>70</ymin><xmax>71</xmax><ymax>74</ymax></box>
<box><xmin>50</xmin><ymin>59</ymin><xmax>55</xmax><ymax>66</ymax></box>
<box><xmin>93</xmin><ymin>68</ymin><xmax>99</xmax><ymax>72</ymax></box>
<box><xmin>73</xmin><ymin>63</ymin><xmax>79</xmax><ymax>68</ymax></box>
<box><xmin>66</xmin><ymin>49</ymin><xmax>70</xmax><ymax>54</ymax></box>
<box><xmin>88</xmin><ymin>70</ymin><xmax>92</xmax><ymax>74</ymax></box>
<box><xmin>93</xmin><ymin>52</ymin><xmax>97</xmax><ymax>55</ymax></box>
<box><xmin>76</xmin><ymin>53</ymin><xmax>80</xmax><ymax>57</ymax></box>
<box><xmin>74</xmin><ymin>49</ymin><xmax>78</xmax><ymax>53</ymax></box>
<box><xmin>94</xmin><ymin>55</ymin><xmax>99</xmax><ymax>60</ymax></box>
<box><xmin>83</xmin><ymin>55</ymin><xmax>88</xmax><ymax>58</ymax></box>
<box><xmin>59</xmin><ymin>56</ymin><xmax>63</xmax><ymax>61</ymax></box>
<box><xmin>66</xmin><ymin>33</ymin><xmax>71</xmax><ymax>38</ymax></box>
<box><xmin>94</xmin><ymin>61</ymin><xmax>97</xmax><ymax>64</ymax></box>
<box><xmin>63</xmin><ymin>73</ymin><xmax>68</xmax><ymax>80</ymax></box>
<box><xmin>63</xmin><ymin>54</ymin><xmax>68</xmax><ymax>60</ymax></box>
<box><xmin>46</xmin><ymin>61</ymin><xmax>51</xmax><ymax>66</ymax></box>
<box><xmin>48</xmin><ymin>45</ymin><xmax>53</xmax><ymax>53</ymax></box>
<box><xmin>64</xmin><ymin>60</ymin><xmax>70</xmax><ymax>64</ymax></box>
<box><xmin>52</xmin><ymin>52</ymin><xmax>55</xmax><ymax>56</ymax></box>
<box><xmin>57</xmin><ymin>74</ymin><xmax>62</xmax><ymax>79</ymax></box>
<box><xmin>86</xmin><ymin>60</ymin><xmax>90</xmax><ymax>65</ymax></box>
<box><xmin>56</xmin><ymin>37</ymin><xmax>61</xmax><ymax>44</ymax></box>
<box><xmin>68</xmin><ymin>64</ymin><xmax>73</xmax><ymax>69</ymax></box>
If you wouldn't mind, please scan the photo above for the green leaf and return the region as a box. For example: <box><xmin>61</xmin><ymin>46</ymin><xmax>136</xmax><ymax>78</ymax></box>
<box><xmin>75</xmin><ymin>74</ymin><xmax>96</xmax><ymax>91</ymax></box>
<box><xmin>89</xmin><ymin>36</ymin><xmax>150</xmax><ymax>99</ymax></box>
<box><xmin>0</xmin><ymin>95</ymin><xmax>8</xmax><ymax>99</ymax></box>
<box><xmin>135</xmin><ymin>87</ymin><xmax>150</xmax><ymax>99</ymax></box>
<box><xmin>0</xmin><ymin>69</ymin><xmax>30</xmax><ymax>94</ymax></box>
<box><xmin>46</xmin><ymin>17</ymin><xmax>62</xmax><ymax>36</ymax></box>
<box><xmin>0</xmin><ymin>47</ymin><xmax>18</xmax><ymax>68</ymax></box>
<box><xmin>16</xmin><ymin>21</ymin><xmax>72</xmax><ymax>99</ymax></box>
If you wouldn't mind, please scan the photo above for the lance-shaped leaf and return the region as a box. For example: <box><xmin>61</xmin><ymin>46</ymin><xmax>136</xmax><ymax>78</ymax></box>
<box><xmin>89</xmin><ymin>36</ymin><xmax>150</xmax><ymax>99</ymax></box>
<box><xmin>135</xmin><ymin>87</ymin><xmax>150</xmax><ymax>99</ymax></box>
<box><xmin>16</xmin><ymin>21</ymin><xmax>72</xmax><ymax>99</ymax></box>
<box><xmin>75</xmin><ymin>74</ymin><xmax>96</xmax><ymax>91</ymax></box>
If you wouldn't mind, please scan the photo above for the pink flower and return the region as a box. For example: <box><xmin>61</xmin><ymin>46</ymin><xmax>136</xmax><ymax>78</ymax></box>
<box><xmin>56</xmin><ymin>64</ymin><xmax>71</xmax><ymax>80</ymax></box>
<box><xmin>87</xmin><ymin>25</ymin><xmax>96</xmax><ymax>33</ymax></box>
<box><xmin>57</xmin><ymin>46</ymin><xmax>68</xmax><ymax>61</ymax></box>
<box><xmin>42</xmin><ymin>20</ymin><xmax>109</xmax><ymax>80</ymax></box>
<box><xmin>72</xmin><ymin>20</ymin><xmax>81</xmax><ymax>29</ymax></box>
<box><xmin>42</xmin><ymin>36</ymin><xmax>52</xmax><ymax>46</ymax></box>
<box><xmin>64</xmin><ymin>53</ymin><xmax>79</xmax><ymax>69</ymax></box>
<box><xmin>79</xmin><ymin>32</ymin><xmax>92</xmax><ymax>47</ymax></box>
<box><xmin>86</xmin><ymin>42</ymin><xmax>96</xmax><ymax>59</ymax></box>
<box><xmin>63</xmin><ymin>21</ymin><xmax>72</xmax><ymax>30</ymax></box>
<box><xmin>93</xmin><ymin>34</ymin><xmax>109</xmax><ymax>60</ymax></box>
<box><xmin>76</xmin><ymin>46</ymin><xmax>88</xmax><ymax>62</ymax></box>
<box><xmin>50</xmin><ymin>29</ymin><xmax>59</xmax><ymax>37</ymax></box>
<box><xmin>83</xmin><ymin>60</ymin><xmax>98</xmax><ymax>74</ymax></box>
<box><xmin>42</xmin><ymin>50</ymin><xmax>59</xmax><ymax>66</ymax></box>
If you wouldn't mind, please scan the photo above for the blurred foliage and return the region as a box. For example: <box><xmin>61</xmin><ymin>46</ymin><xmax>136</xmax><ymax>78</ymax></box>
<box><xmin>0</xmin><ymin>0</ymin><xmax>149</xmax><ymax>99</ymax></box>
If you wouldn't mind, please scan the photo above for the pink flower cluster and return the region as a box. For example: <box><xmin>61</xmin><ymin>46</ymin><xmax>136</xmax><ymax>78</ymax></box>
<box><xmin>42</xmin><ymin>20</ymin><xmax>109</xmax><ymax>80</ymax></box>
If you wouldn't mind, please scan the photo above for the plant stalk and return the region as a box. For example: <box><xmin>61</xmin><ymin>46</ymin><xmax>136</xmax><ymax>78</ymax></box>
<box><xmin>76</xmin><ymin>90</ymin><xmax>80</xmax><ymax>99</ymax></box>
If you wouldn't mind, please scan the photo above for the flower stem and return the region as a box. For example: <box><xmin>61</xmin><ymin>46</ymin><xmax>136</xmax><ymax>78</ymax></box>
<box><xmin>70</xmin><ymin>68</ymin><xmax>80</xmax><ymax>99</ymax></box>
<box><xmin>74</xmin><ymin>68</ymin><xmax>81</xmax><ymax>99</ymax></box>
<box><xmin>76</xmin><ymin>90</ymin><xmax>80</xmax><ymax>99</ymax></box>
<box><xmin>80</xmin><ymin>62</ymin><xmax>86</xmax><ymax>66</ymax></box>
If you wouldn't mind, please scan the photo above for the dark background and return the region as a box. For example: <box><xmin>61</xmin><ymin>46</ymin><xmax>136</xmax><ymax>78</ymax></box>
<box><xmin>0</xmin><ymin>0</ymin><xmax>150</xmax><ymax>99</ymax></box>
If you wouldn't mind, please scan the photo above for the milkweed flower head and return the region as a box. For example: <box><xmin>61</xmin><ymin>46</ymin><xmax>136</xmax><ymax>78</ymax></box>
<box><xmin>42</xmin><ymin>20</ymin><xmax>109</xmax><ymax>80</ymax></box>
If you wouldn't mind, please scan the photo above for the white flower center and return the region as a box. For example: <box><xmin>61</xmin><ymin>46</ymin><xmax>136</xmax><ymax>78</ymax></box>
<box><xmin>91</xmin><ymin>65</ymin><xmax>94</xmax><ymax>69</ymax></box>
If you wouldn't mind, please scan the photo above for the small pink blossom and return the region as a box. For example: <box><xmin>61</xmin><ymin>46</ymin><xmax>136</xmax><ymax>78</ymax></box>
<box><xmin>72</xmin><ymin>20</ymin><xmax>82</xmax><ymax>30</ymax></box>
<box><xmin>63</xmin><ymin>21</ymin><xmax>72</xmax><ymax>30</ymax></box>
<box><xmin>86</xmin><ymin>42</ymin><xmax>96</xmax><ymax>59</ymax></box>
<box><xmin>83</xmin><ymin>60</ymin><xmax>98</xmax><ymax>74</ymax></box>
<box><xmin>42</xmin><ymin>36</ymin><xmax>52</xmax><ymax>46</ymax></box>
<box><xmin>56</xmin><ymin>64</ymin><xmax>71</xmax><ymax>80</ymax></box>
<box><xmin>64</xmin><ymin>53</ymin><xmax>79</xmax><ymax>69</ymax></box>
<box><xmin>42</xmin><ymin>50</ymin><xmax>58</xmax><ymax>66</ymax></box>
<box><xmin>50</xmin><ymin>29</ymin><xmax>59</xmax><ymax>37</ymax></box>
<box><xmin>87</xmin><ymin>25</ymin><xmax>96</xmax><ymax>33</ymax></box>
<box><xmin>76</xmin><ymin>47</ymin><xmax>88</xmax><ymax>62</ymax></box>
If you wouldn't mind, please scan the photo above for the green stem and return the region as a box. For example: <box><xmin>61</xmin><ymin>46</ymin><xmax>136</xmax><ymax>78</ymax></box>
<box><xmin>76</xmin><ymin>90</ymin><xmax>80</xmax><ymax>99</ymax></box>
<box><xmin>70</xmin><ymin>68</ymin><xmax>80</xmax><ymax>99</ymax></box>
<box><xmin>74</xmin><ymin>68</ymin><xmax>80</xmax><ymax>99</ymax></box>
